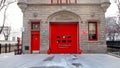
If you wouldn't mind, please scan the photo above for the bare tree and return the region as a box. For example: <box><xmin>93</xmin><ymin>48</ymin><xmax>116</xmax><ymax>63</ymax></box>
<box><xmin>114</xmin><ymin>0</ymin><xmax>120</xmax><ymax>40</ymax></box>
<box><xmin>106</xmin><ymin>17</ymin><xmax>115</xmax><ymax>41</ymax></box>
<box><xmin>106</xmin><ymin>0</ymin><xmax>120</xmax><ymax>41</ymax></box>
<box><xmin>114</xmin><ymin>0</ymin><xmax>120</xmax><ymax>25</ymax></box>
<box><xmin>106</xmin><ymin>17</ymin><xmax>120</xmax><ymax>41</ymax></box>
<box><xmin>2</xmin><ymin>26</ymin><xmax>11</xmax><ymax>40</ymax></box>
<box><xmin>0</xmin><ymin>0</ymin><xmax>17</xmax><ymax>34</ymax></box>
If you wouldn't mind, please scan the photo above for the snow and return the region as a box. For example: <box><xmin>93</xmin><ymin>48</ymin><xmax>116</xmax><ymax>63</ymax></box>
<box><xmin>0</xmin><ymin>54</ymin><xmax>120</xmax><ymax>68</ymax></box>
<box><xmin>0</xmin><ymin>41</ymin><xmax>17</xmax><ymax>45</ymax></box>
<box><xmin>0</xmin><ymin>52</ymin><xmax>14</xmax><ymax>58</ymax></box>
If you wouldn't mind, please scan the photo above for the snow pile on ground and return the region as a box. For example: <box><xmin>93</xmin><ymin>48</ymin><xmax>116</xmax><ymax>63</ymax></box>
<box><xmin>0</xmin><ymin>52</ymin><xmax>14</xmax><ymax>58</ymax></box>
<box><xmin>30</xmin><ymin>54</ymin><xmax>90</xmax><ymax>68</ymax></box>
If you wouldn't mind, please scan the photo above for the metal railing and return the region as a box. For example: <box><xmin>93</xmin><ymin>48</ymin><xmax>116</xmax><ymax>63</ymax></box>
<box><xmin>106</xmin><ymin>41</ymin><xmax>120</xmax><ymax>57</ymax></box>
<box><xmin>106</xmin><ymin>41</ymin><xmax>120</xmax><ymax>48</ymax></box>
<box><xmin>107</xmin><ymin>47</ymin><xmax>120</xmax><ymax>57</ymax></box>
<box><xmin>0</xmin><ymin>44</ymin><xmax>22</xmax><ymax>55</ymax></box>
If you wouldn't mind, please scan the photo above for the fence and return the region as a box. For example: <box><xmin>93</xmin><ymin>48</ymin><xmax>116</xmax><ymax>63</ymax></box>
<box><xmin>106</xmin><ymin>41</ymin><xmax>120</xmax><ymax>48</ymax></box>
<box><xmin>106</xmin><ymin>41</ymin><xmax>120</xmax><ymax>57</ymax></box>
<box><xmin>0</xmin><ymin>44</ymin><xmax>22</xmax><ymax>55</ymax></box>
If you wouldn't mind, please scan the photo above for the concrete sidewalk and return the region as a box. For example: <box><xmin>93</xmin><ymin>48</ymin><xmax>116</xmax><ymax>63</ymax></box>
<box><xmin>0</xmin><ymin>54</ymin><xmax>120</xmax><ymax>68</ymax></box>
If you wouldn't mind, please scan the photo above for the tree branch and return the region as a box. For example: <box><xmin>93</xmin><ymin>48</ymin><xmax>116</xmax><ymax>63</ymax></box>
<box><xmin>0</xmin><ymin>5</ymin><xmax>8</xmax><ymax>34</ymax></box>
<box><xmin>0</xmin><ymin>0</ymin><xmax>17</xmax><ymax>34</ymax></box>
<box><xmin>0</xmin><ymin>0</ymin><xmax>17</xmax><ymax>11</ymax></box>
<box><xmin>3</xmin><ymin>26</ymin><xmax>11</xmax><ymax>40</ymax></box>
<box><xmin>0</xmin><ymin>0</ymin><xmax>6</xmax><ymax>11</ymax></box>
<box><xmin>0</xmin><ymin>0</ymin><xmax>4</xmax><ymax>7</ymax></box>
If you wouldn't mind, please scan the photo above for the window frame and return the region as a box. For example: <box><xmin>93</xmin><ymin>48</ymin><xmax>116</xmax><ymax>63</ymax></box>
<box><xmin>88</xmin><ymin>21</ymin><xmax>98</xmax><ymax>41</ymax></box>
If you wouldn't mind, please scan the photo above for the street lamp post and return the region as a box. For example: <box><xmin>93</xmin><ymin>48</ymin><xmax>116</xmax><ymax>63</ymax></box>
<box><xmin>21</xmin><ymin>27</ymin><xmax>24</xmax><ymax>54</ymax></box>
<box><xmin>17</xmin><ymin>37</ymin><xmax>20</xmax><ymax>54</ymax></box>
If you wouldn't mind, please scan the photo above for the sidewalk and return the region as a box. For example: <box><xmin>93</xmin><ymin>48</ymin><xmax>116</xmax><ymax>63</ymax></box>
<box><xmin>0</xmin><ymin>52</ymin><xmax>14</xmax><ymax>58</ymax></box>
<box><xmin>0</xmin><ymin>54</ymin><xmax>120</xmax><ymax>68</ymax></box>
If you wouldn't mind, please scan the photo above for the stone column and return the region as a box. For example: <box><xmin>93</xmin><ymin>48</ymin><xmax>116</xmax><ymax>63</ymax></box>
<box><xmin>100</xmin><ymin>0</ymin><xmax>110</xmax><ymax>53</ymax></box>
<box><xmin>101</xmin><ymin>0</ymin><xmax>110</xmax><ymax>12</ymax></box>
<box><xmin>17</xmin><ymin>0</ymin><xmax>28</xmax><ymax>54</ymax></box>
<box><xmin>18</xmin><ymin>0</ymin><xmax>27</xmax><ymax>12</ymax></box>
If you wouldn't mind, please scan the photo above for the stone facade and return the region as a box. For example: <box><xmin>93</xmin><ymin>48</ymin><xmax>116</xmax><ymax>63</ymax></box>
<box><xmin>18</xmin><ymin>0</ymin><xmax>110</xmax><ymax>54</ymax></box>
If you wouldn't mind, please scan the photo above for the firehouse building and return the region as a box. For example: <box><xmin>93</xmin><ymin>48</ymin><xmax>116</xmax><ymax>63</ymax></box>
<box><xmin>18</xmin><ymin>0</ymin><xmax>110</xmax><ymax>54</ymax></box>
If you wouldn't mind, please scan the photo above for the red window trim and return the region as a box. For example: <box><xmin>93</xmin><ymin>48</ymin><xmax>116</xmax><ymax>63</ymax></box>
<box><xmin>51</xmin><ymin>0</ymin><xmax>53</xmax><ymax>4</ymax></box>
<box><xmin>88</xmin><ymin>22</ymin><xmax>98</xmax><ymax>41</ymax></box>
<box><xmin>75</xmin><ymin>0</ymin><xmax>77</xmax><ymax>4</ymax></box>
<box><xmin>60</xmin><ymin>0</ymin><xmax>62</xmax><ymax>4</ymax></box>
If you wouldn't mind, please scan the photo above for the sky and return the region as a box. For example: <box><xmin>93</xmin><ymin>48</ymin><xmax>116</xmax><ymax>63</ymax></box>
<box><xmin>0</xmin><ymin>2</ymin><xmax>22</xmax><ymax>40</ymax></box>
<box><xmin>0</xmin><ymin>2</ymin><xmax>23</xmax><ymax>32</ymax></box>
<box><xmin>106</xmin><ymin>0</ymin><xmax>119</xmax><ymax>17</ymax></box>
<box><xmin>0</xmin><ymin>0</ymin><xmax>119</xmax><ymax>39</ymax></box>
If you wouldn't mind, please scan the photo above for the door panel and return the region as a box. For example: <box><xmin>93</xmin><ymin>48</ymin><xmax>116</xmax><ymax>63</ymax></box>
<box><xmin>50</xmin><ymin>23</ymin><xmax>79</xmax><ymax>53</ymax></box>
<box><xmin>31</xmin><ymin>31</ymin><xmax>40</xmax><ymax>54</ymax></box>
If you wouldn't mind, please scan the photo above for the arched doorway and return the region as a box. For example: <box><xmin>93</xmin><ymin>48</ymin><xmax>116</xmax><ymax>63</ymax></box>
<box><xmin>48</xmin><ymin>10</ymin><xmax>82</xmax><ymax>54</ymax></box>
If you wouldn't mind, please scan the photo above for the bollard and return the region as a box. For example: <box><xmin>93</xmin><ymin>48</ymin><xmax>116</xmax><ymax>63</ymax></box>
<box><xmin>5</xmin><ymin>44</ymin><xmax>7</xmax><ymax>53</ymax></box>
<box><xmin>14</xmin><ymin>49</ymin><xmax>17</xmax><ymax>55</ymax></box>
<box><xmin>17</xmin><ymin>37</ymin><xmax>20</xmax><ymax>54</ymax></box>
<box><xmin>9</xmin><ymin>44</ymin><xmax>11</xmax><ymax>52</ymax></box>
<box><xmin>0</xmin><ymin>44</ymin><xmax>1</xmax><ymax>54</ymax></box>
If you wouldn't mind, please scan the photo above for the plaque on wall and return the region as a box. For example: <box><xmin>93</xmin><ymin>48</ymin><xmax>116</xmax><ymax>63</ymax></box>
<box><xmin>41</xmin><ymin>30</ymin><xmax>47</xmax><ymax>35</ymax></box>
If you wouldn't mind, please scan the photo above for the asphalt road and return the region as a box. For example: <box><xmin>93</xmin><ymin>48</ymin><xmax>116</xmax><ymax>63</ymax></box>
<box><xmin>0</xmin><ymin>54</ymin><xmax>120</xmax><ymax>68</ymax></box>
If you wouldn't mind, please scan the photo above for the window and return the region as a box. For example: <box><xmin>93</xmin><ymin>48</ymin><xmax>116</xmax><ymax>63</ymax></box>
<box><xmin>31</xmin><ymin>22</ymin><xmax>40</xmax><ymax>30</ymax></box>
<box><xmin>57</xmin><ymin>36</ymin><xmax>61</xmax><ymax>38</ymax></box>
<box><xmin>88</xmin><ymin>22</ymin><xmax>98</xmax><ymax>41</ymax></box>
<box><xmin>12</xmin><ymin>37</ymin><xmax>16</xmax><ymax>41</ymax></box>
<box><xmin>67</xmin><ymin>35</ymin><xmax>71</xmax><ymax>38</ymax></box>
<box><xmin>68</xmin><ymin>40</ymin><xmax>72</xmax><ymax>43</ymax></box>
<box><xmin>61</xmin><ymin>0</ymin><xmax>68</xmax><ymax>4</ymax></box>
<box><xmin>69</xmin><ymin>0</ymin><xmax>77</xmax><ymax>4</ymax></box>
<box><xmin>51</xmin><ymin>0</ymin><xmax>59</xmax><ymax>4</ymax></box>
<box><xmin>62</xmin><ymin>40</ymin><xmax>66</xmax><ymax>43</ymax></box>
<box><xmin>51</xmin><ymin>0</ymin><xmax>77</xmax><ymax>4</ymax></box>
<box><xmin>57</xmin><ymin>40</ymin><xmax>61</xmax><ymax>43</ymax></box>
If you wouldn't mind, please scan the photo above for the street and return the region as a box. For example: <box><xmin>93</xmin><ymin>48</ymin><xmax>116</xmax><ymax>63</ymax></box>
<box><xmin>0</xmin><ymin>54</ymin><xmax>120</xmax><ymax>68</ymax></box>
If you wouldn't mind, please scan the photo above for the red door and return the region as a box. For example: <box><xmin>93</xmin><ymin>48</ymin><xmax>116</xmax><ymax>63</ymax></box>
<box><xmin>31</xmin><ymin>31</ymin><xmax>40</xmax><ymax>54</ymax></box>
<box><xmin>48</xmin><ymin>22</ymin><xmax>81</xmax><ymax>54</ymax></box>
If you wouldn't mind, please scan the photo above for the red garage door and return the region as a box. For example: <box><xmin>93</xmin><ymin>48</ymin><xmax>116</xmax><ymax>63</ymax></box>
<box><xmin>48</xmin><ymin>22</ymin><xmax>81</xmax><ymax>54</ymax></box>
